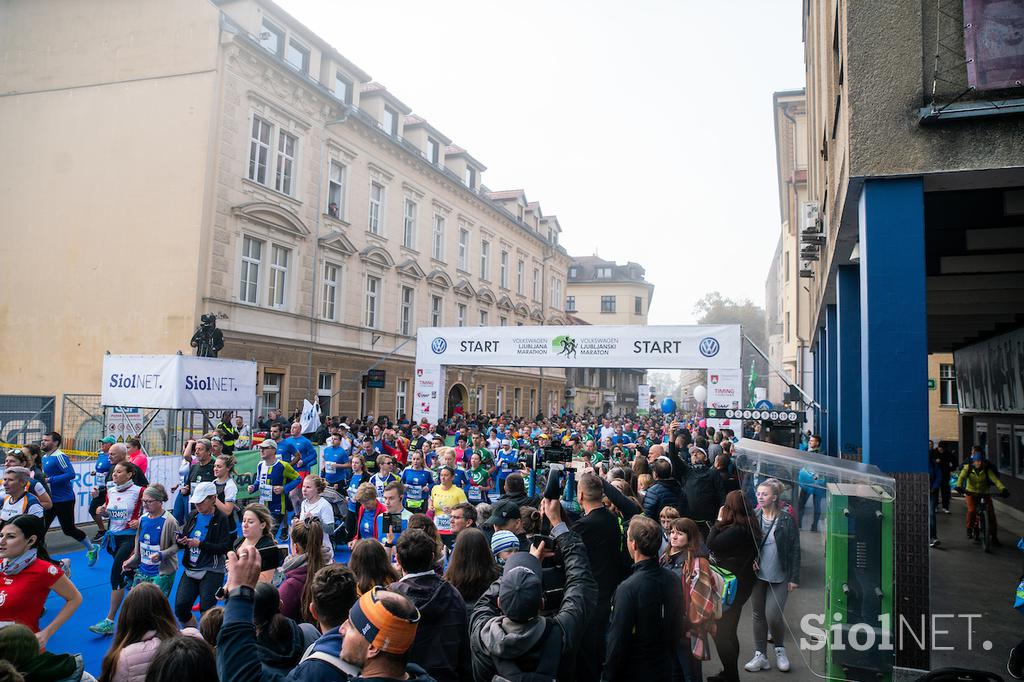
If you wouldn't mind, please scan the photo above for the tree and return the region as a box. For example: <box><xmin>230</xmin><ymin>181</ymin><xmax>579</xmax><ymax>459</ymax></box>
<box><xmin>693</xmin><ymin>292</ymin><xmax>768</xmax><ymax>406</ymax></box>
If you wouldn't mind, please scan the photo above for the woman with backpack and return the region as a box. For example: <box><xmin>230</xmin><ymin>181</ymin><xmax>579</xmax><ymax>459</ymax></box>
<box><xmin>744</xmin><ymin>478</ymin><xmax>800</xmax><ymax>674</ymax></box>
<box><xmin>707</xmin><ymin>490</ymin><xmax>759</xmax><ymax>682</ymax></box>
<box><xmin>663</xmin><ymin>517</ymin><xmax>718</xmax><ymax>682</ymax></box>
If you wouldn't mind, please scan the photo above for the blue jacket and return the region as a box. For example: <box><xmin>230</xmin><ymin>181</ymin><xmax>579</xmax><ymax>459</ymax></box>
<box><xmin>41</xmin><ymin>450</ymin><xmax>76</xmax><ymax>503</ymax></box>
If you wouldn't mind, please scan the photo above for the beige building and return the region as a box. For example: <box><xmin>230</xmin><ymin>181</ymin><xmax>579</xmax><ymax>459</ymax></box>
<box><xmin>927</xmin><ymin>353</ymin><xmax>960</xmax><ymax>446</ymax></box>
<box><xmin>564</xmin><ymin>256</ymin><xmax>654</xmax><ymax>415</ymax></box>
<box><xmin>770</xmin><ymin>89</ymin><xmax>813</xmax><ymax>408</ymax></box>
<box><xmin>0</xmin><ymin>0</ymin><xmax>571</xmax><ymax>439</ymax></box>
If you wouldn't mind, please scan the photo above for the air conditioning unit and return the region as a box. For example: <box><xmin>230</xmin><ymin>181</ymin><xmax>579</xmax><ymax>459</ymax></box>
<box><xmin>800</xmin><ymin>244</ymin><xmax>820</xmax><ymax>261</ymax></box>
<box><xmin>565</xmin><ymin>388</ymin><xmax>577</xmax><ymax>397</ymax></box>
<box><xmin>800</xmin><ymin>202</ymin><xmax>820</xmax><ymax>233</ymax></box>
<box><xmin>800</xmin><ymin>232</ymin><xmax>826</xmax><ymax>246</ymax></box>
<box><xmin>799</xmin><ymin>261</ymin><xmax>815</xmax><ymax>278</ymax></box>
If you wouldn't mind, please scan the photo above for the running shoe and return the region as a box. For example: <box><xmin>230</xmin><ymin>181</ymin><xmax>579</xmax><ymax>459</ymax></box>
<box><xmin>92</xmin><ymin>531</ymin><xmax>106</xmax><ymax>543</ymax></box>
<box><xmin>59</xmin><ymin>558</ymin><xmax>72</xmax><ymax>578</ymax></box>
<box><xmin>744</xmin><ymin>652</ymin><xmax>770</xmax><ymax>672</ymax></box>
<box><xmin>775</xmin><ymin>647</ymin><xmax>791</xmax><ymax>672</ymax></box>
<box><xmin>86</xmin><ymin>544</ymin><xmax>99</xmax><ymax>567</ymax></box>
<box><xmin>89</xmin><ymin>618</ymin><xmax>115</xmax><ymax>636</ymax></box>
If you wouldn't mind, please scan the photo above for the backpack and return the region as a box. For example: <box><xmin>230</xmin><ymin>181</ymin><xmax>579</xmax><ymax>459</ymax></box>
<box><xmin>491</xmin><ymin>620</ymin><xmax>563</xmax><ymax>682</ymax></box>
<box><xmin>320</xmin><ymin>487</ymin><xmax>348</xmax><ymax>544</ymax></box>
<box><xmin>709</xmin><ymin>563</ymin><xmax>737</xmax><ymax>611</ymax></box>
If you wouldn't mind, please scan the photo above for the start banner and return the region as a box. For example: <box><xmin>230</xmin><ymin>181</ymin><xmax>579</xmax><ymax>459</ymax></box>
<box><xmin>101</xmin><ymin>355</ymin><xmax>257</xmax><ymax>411</ymax></box>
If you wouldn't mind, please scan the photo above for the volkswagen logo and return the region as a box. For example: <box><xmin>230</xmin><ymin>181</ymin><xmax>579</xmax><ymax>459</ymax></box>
<box><xmin>699</xmin><ymin>337</ymin><xmax>720</xmax><ymax>358</ymax></box>
<box><xmin>430</xmin><ymin>337</ymin><xmax>447</xmax><ymax>354</ymax></box>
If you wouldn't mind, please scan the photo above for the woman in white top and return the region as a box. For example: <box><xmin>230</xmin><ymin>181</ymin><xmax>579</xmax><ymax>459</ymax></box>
<box><xmin>213</xmin><ymin>454</ymin><xmax>239</xmax><ymax>534</ymax></box>
<box><xmin>4</xmin><ymin>450</ymin><xmax>52</xmax><ymax>510</ymax></box>
<box><xmin>298</xmin><ymin>475</ymin><xmax>334</xmax><ymax>560</ymax></box>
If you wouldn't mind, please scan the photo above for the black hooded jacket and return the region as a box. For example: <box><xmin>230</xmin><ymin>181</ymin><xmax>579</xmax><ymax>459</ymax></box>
<box><xmin>388</xmin><ymin>573</ymin><xmax>471</xmax><ymax>682</ymax></box>
<box><xmin>256</xmin><ymin>617</ymin><xmax>315</xmax><ymax>674</ymax></box>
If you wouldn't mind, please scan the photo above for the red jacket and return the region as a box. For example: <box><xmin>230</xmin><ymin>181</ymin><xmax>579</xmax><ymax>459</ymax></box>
<box><xmin>356</xmin><ymin>502</ymin><xmax>386</xmax><ymax>541</ymax></box>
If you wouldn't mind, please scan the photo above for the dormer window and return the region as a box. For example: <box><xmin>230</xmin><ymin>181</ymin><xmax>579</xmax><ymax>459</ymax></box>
<box><xmin>426</xmin><ymin>137</ymin><xmax>440</xmax><ymax>165</ymax></box>
<box><xmin>517</xmin><ymin>205</ymin><xmax>524</xmax><ymax>220</ymax></box>
<box><xmin>334</xmin><ymin>73</ymin><xmax>352</xmax><ymax>104</ymax></box>
<box><xmin>569</xmin><ymin>266</ymin><xmax>579</xmax><ymax>278</ymax></box>
<box><xmin>260</xmin><ymin>19</ymin><xmax>284</xmax><ymax>56</ymax></box>
<box><xmin>383</xmin><ymin>106</ymin><xmax>398</xmax><ymax>137</ymax></box>
<box><xmin>285</xmin><ymin>38</ymin><xmax>309</xmax><ymax>73</ymax></box>
<box><xmin>465</xmin><ymin>166</ymin><xmax>477</xmax><ymax>190</ymax></box>
<box><xmin>596</xmin><ymin>267</ymin><xmax>612</xmax><ymax>279</ymax></box>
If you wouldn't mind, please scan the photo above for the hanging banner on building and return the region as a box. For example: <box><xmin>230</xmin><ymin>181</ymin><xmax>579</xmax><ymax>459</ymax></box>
<box><xmin>416</xmin><ymin>325</ymin><xmax>741</xmax><ymax>369</ymax></box>
<box><xmin>412</xmin><ymin>365</ymin><xmax>444</xmax><ymax>424</ymax></box>
<box><xmin>954</xmin><ymin>326</ymin><xmax>1024</xmax><ymax>415</ymax></box>
<box><xmin>964</xmin><ymin>0</ymin><xmax>1024</xmax><ymax>91</ymax></box>
<box><xmin>101</xmin><ymin>355</ymin><xmax>257</xmax><ymax>411</ymax></box>
<box><xmin>637</xmin><ymin>384</ymin><xmax>651</xmax><ymax>416</ymax></box>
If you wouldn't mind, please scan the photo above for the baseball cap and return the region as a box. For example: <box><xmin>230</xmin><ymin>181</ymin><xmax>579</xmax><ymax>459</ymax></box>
<box><xmin>490</xmin><ymin>530</ymin><xmax>520</xmax><ymax>556</ymax></box>
<box><xmin>259</xmin><ymin>439</ymin><xmax>278</xmax><ymax>450</ymax></box>
<box><xmin>99</xmin><ymin>436</ymin><xmax>117</xmax><ymax>445</ymax></box>
<box><xmin>339</xmin><ymin>423</ymin><xmax>349</xmax><ymax>430</ymax></box>
<box><xmin>486</xmin><ymin>500</ymin><xmax>521</xmax><ymax>526</ymax></box>
<box><xmin>497</xmin><ymin>551</ymin><xmax>543</xmax><ymax>622</ymax></box>
<box><xmin>348</xmin><ymin>587</ymin><xmax>420</xmax><ymax>654</ymax></box>
<box><xmin>500</xmin><ymin>439</ymin><xmax>511</xmax><ymax>447</ymax></box>
<box><xmin>190</xmin><ymin>481</ymin><xmax>218</xmax><ymax>504</ymax></box>
<box><xmin>971</xmin><ymin>453</ymin><xmax>984</xmax><ymax>462</ymax></box>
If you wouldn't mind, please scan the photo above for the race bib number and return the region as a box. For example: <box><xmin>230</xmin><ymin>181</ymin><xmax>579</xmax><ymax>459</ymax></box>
<box><xmin>467</xmin><ymin>486</ymin><xmax>482</xmax><ymax>502</ymax></box>
<box><xmin>95</xmin><ymin>473</ymin><xmax>106</xmax><ymax>488</ymax></box>
<box><xmin>140</xmin><ymin>539</ymin><xmax>160</xmax><ymax>567</ymax></box>
<box><xmin>325</xmin><ymin>461</ymin><xmax>336</xmax><ymax>475</ymax></box>
<box><xmin>189</xmin><ymin>531</ymin><xmax>202</xmax><ymax>564</ymax></box>
<box><xmin>259</xmin><ymin>483</ymin><xmax>273</xmax><ymax>503</ymax></box>
<box><xmin>435</xmin><ymin>514</ymin><xmax>451</xmax><ymax>532</ymax></box>
<box><xmin>407</xmin><ymin>486</ymin><xmax>422</xmax><ymax>501</ymax></box>
<box><xmin>108</xmin><ymin>507</ymin><xmax>130</xmax><ymax>523</ymax></box>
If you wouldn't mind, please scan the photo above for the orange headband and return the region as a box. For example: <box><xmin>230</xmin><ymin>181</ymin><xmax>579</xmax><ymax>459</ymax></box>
<box><xmin>348</xmin><ymin>587</ymin><xmax>419</xmax><ymax>654</ymax></box>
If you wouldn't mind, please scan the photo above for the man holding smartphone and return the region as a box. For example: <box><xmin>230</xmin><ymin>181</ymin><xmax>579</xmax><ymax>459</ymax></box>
<box><xmin>378</xmin><ymin>482</ymin><xmax>413</xmax><ymax>553</ymax></box>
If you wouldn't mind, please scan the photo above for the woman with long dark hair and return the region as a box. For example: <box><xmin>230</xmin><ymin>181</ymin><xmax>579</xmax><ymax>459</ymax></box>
<box><xmin>0</xmin><ymin>514</ymin><xmax>82</xmax><ymax>648</ymax></box>
<box><xmin>706</xmin><ymin>490</ymin><xmax>759</xmax><ymax>682</ymax></box>
<box><xmin>278</xmin><ymin>517</ymin><xmax>327</xmax><ymax>623</ymax></box>
<box><xmin>443</xmin><ymin>527</ymin><xmax>499</xmax><ymax>608</ymax></box>
<box><xmin>348</xmin><ymin>538</ymin><xmax>400</xmax><ymax>596</ymax></box>
<box><xmin>252</xmin><ymin>582</ymin><xmax>318</xmax><ymax>674</ymax></box>
<box><xmin>98</xmin><ymin>582</ymin><xmax>186</xmax><ymax>682</ymax></box>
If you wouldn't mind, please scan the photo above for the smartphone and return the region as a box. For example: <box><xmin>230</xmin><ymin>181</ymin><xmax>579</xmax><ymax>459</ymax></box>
<box><xmin>257</xmin><ymin>545</ymin><xmax>284</xmax><ymax>572</ymax></box>
<box><xmin>544</xmin><ymin>467</ymin><xmax>564</xmax><ymax>500</ymax></box>
<box><xmin>531</xmin><ymin>534</ymin><xmax>554</xmax><ymax>550</ymax></box>
<box><xmin>383</xmin><ymin>512</ymin><xmax>404</xmax><ymax>534</ymax></box>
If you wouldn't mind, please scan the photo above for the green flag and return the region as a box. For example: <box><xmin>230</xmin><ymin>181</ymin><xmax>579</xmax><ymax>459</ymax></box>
<box><xmin>747</xmin><ymin>359</ymin><xmax>759</xmax><ymax>407</ymax></box>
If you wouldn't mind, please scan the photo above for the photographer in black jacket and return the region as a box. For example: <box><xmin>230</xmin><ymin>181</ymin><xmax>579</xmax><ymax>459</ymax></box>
<box><xmin>469</xmin><ymin>497</ymin><xmax>597</xmax><ymax>681</ymax></box>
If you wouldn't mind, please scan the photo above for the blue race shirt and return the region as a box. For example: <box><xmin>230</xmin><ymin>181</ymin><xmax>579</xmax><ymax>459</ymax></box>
<box><xmin>347</xmin><ymin>473</ymin><xmax>368</xmax><ymax>513</ymax></box>
<box><xmin>187</xmin><ymin>512</ymin><xmax>213</xmax><ymax>569</ymax></box>
<box><xmin>358</xmin><ymin>509</ymin><xmax>376</xmax><ymax>539</ymax></box>
<box><xmin>41</xmin><ymin>451</ymin><xmax>76</xmax><ymax>503</ymax></box>
<box><xmin>281</xmin><ymin>436</ymin><xmax>317</xmax><ymax>473</ymax></box>
<box><xmin>94</xmin><ymin>452</ymin><xmax>112</xmax><ymax>490</ymax></box>
<box><xmin>400</xmin><ymin>468</ymin><xmax>434</xmax><ymax>509</ymax></box>
<box><xmin>138</xmin><ymin>513</ymin><xmax>168</xmax><ymax>576</ymax></box>
<box><xmin>322</xmin><ymin>446</ymin><xmax>350</xmax><ymax>485</ymax></box>
<box><xmin>496</xmin><ymin>449</ymin><xmax>519</xmax><ymax>483</ymax></box>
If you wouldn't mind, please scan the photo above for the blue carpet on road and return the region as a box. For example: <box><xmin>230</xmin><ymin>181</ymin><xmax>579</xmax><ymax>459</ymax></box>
<box><xmin>44</xmin><ymin>542</ymin><xmax>352</xmax><ymax>677</ymax></box>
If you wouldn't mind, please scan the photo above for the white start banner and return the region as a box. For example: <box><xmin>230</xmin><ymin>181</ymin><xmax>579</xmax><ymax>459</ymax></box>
<box><xmin>412</xmin><ymin>365</ymin><xmax>444</xmax><ymax>424</ymax></box>
<box><xmin>415</xmin><ymin>325</ymin><xmax>742</xmax><ymax>369</ymax></box>
<box><xmin>101</xmin><ymin>355</ymin><xmax>258</xmax><ymax>411</ymax></box>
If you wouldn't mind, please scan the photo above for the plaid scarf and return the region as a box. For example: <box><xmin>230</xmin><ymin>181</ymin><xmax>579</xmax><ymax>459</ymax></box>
<box><xmin>684</xmin><ymin>555</ymin><xmax>718</xmax><ymax>660</ymax></box>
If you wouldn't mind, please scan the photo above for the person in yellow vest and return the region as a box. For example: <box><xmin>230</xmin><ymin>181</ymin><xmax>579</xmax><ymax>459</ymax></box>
<box><xmin>218</xmin><ymin>411</ymin><xmax>239</xmax><ymax>455</ymax></box>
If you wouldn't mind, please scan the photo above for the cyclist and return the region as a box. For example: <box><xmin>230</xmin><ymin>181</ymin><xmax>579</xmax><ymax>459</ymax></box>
<box><xmin>955</xmin><ymin>452</ymin><xmax>1009</xmax><ymax>546</ymax></box>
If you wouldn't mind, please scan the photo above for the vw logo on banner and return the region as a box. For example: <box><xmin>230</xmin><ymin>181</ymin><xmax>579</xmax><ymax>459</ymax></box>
<box><xmin>431</xmin><ymin>337</ymin><xmax>447</xmax><ymax>354</ymax></box>
<box><xmin>698</xmin><ymin>337</ymin><xmax>720</xmax><ymax>358</ymax></box>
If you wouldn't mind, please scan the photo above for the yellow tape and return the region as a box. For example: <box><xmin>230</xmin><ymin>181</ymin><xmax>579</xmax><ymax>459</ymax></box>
<box><xmin>2</xmin><ymin>441</ymin><xmax>178</xmax><ymax>459</ymax></box>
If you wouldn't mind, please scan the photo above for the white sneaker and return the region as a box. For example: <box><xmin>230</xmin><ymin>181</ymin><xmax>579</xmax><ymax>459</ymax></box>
<box><xmin>775</xmin><ymin>646</ymin><xmax>791</xmax><ymax>672</ymax></box>
<box><xmin>744</xmin><ymin>651</ymin><xmax>770</xmax><ymax>672</ymax></box>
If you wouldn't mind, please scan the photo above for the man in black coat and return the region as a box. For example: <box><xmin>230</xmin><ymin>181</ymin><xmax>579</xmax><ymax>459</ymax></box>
<box><xmin>605</xmin><ymin>515</ymin><xmax>683</xmax><ymax>682</ymax></box>
<box><xmin>679</xmin><ymin>447</ymin><xmax>726</xmax><ymax>535</ymax></box>
<box><xmin>643</xmin><ymin>459</ymin><xmax>687</xmax><ymax>519</ymax></box>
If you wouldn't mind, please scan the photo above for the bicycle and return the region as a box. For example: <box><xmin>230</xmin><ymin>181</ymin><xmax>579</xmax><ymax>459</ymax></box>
<box><xmin>961</xmin><ymin>491</ymin><xmax>994</xmax><ymax>553</ymax></box>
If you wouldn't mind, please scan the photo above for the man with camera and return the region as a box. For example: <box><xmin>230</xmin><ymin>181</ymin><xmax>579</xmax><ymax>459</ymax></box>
<box><xmin>470</xmin><ymin>497</ymin><xmax>597</xmax><ymax>681</ymax></box>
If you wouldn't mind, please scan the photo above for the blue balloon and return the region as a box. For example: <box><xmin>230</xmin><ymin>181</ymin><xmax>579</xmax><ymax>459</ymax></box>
<box><xmin>660</xmin><ymin>397</ymin><xmax>676</xmax><ymax>414</ymax></box>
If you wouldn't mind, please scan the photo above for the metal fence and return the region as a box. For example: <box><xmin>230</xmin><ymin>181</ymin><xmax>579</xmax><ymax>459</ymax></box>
<box><xmin>0</xmin><ymin>394</ymin><xmax>56</xmax><ymax>444</ymax></box>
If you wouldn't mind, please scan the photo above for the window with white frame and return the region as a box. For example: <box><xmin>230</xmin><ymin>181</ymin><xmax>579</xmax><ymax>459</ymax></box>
<box><xmin>514</xmin><ymin>387</ymin><xmax>521</xmax><ymax>416</ymax></box>
<box><xmin>396</xmin><ymin>379</ymin><xmax>408</xmax><ymax>419</ymax></box>
<box><xmin>529</xmin><ymin>389</ymin><xmax>536</xmax><ymax>415</ymax></box>
<box><xmin>400</xmin><ymin>286</ymin><xmax>414</xmax><ymax>335</ymax></box>
<box><xmin>940</xmin><ymin>364</ymin><xmax>958</xmax><ymax>407</ymax></box>
<box><xmin>569</xmin><ymin>266</ymin><xmax>579</xmax><ymax>278</ymax></box>
<box><xmin>635</xmin><ymin>296</ymin><xmax>643</xmax><ymax>315</ymax></box>
<box><xmin>262</xmin><ymin>371</ymin><xmax>283</xmax><ymax>411</ymax></box>
<box><xmin>259</xmin><ymin>19</ymin><xmax>284</xmax><ymax>55</ymax></box>
<box><xmin>532</xmin><ymin>268</ymin><xmax>540</xmax><ymax>301</ymax></box>
<box><xmin>369</xmin><ymin>182</ymin><xmax>384</xmax><ymax>235</ymax></box>
<box><xmin>334</xmin><ymin>73</ymin><xmax>352</xmax><ymax>104</ymax></box>
<box><xmin>516</xmin><ymin>259</ymin><xmax>525</xmax><ymax>295</ymax></box>
<box><xmin>496</xmin><ymin>386</ymin><xmax>503</xmax><ymax>414</ymax></box>
<box><xmin>268</xmin><ymin>245</ymin><xmax>290</xmax><ymax>308</ymax></box>
<box><xmin>465</xmin><ymin>166</ymin><xmax>476</xmax><ymax>189</ymax></box>
<box><xmin>317</xmin><ymin>372</ymin><xmax>333</xmax><ymax>415</ymax></box>
<box><xmin>426</xmin><ymin>137</ymin><xmax>440</xmax><ymax>164</ymax></box>
<box><xmin>551</xmin><ymin>279</ymin><xmax>562</xmax><ymax>309</ymax></box>
<box><xmin>327</xmin><ymin>162</ymin><xmax>345</xmax><ymax>218</ymax></box>
<box><xmin>458</xmin><ymin>228</ymin><xmax>469</xmax><ymax>271</ymax></box>
<box><xmin>475</xmin><ymin>385</ymin><xmax>484</xmax><ymax>412</ymax></box>
<box><xmin>240</xmin><ymin>235</ymin><xmax>263</xmax><ymax>304</ymax></box>
<box><xmin>285</xmin><ymin>38</ymin><xmax>309</xmax><ymax>73</ymax></box>
<box><xmin>403</xmin><ymin>199</ymin><xmax>417</xmax><ymax>249</ymax></box>
<box><xmin>430</xmin><ymin>295</ymin><xmax>443</xmax><ymax>326</ymax></box>
<box><xmin>480</xmin><ymin>239</ymin><xmax>490</xmax><ymax>279</ymax></box>
<box><xmin>365</xmin><ymin>275</ymin><xmax>381</xmax><ymax>328</ymax></box>
<box><xmin>500</xmin><ymin>316</ymin><xmax>507</xmax><ymax>326</ymax></box>
<box><xmin>248</xmin><ymin>117</ymin><xmax>272</xmax><ymax>185</ymax></box>
<box><xmin>383</xmin><ymin>106</ymin><xmax>398</xmax><ymax>136</ymax></box>
<box><xmin>596</xmin><ymin>267</ymin><xmax>612</xmax><ymax>279</ymax></box>
<box><xmin>275</xmin><ymin>131</ymin><xmax>297</xmax><ymax>195</ymax></box>
<box><xmin>565</xmin><ymin>295</ymin><xmax>576</xmax><ymax>312</ymax></box>
<box><xmin>601</xmin><ymin>295</ymin><xmax>616</xmax><ymax>313</ymax></box>
<box><xmin>321</xmin><ymin>261</ymin><xmax>339</xmax><ymax>320</ymax></box>
<box><xmin>457</xmin><ymin>303</ymin><xmax>467</xmax><ymax>327</ymax></box>
<box><xmin>479</xmin><ymin>310</ymin><xmax>488</xmax><ymax>326</ymax></box>
<box><xmin>499</xmin><ymin>250</ymin><xmax>509</xmax><ymax>289</ymax></box>
<box><xmin>432</xmin><ymin>215</ymin><xmax>445</xmax><ymax>260</ymax></box>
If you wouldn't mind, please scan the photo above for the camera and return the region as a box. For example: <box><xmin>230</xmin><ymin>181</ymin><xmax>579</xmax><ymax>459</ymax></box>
<box><xmin>540</xmin><ymin>442</ymin><xmax>571</xmax><ymax>464</ymax></box>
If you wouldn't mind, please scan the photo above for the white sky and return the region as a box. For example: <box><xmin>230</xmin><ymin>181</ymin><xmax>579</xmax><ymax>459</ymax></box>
<box><xmin>276</xmin><ymin>0</ymin><xmax>806</xmax><ymax>325</ymax></box>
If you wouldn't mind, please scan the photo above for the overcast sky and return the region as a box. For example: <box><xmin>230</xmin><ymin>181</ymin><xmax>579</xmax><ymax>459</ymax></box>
<box><xmin>276</xmin><ymin>0</ymin><xmax>806</xmax><ymax>325</ymax></box>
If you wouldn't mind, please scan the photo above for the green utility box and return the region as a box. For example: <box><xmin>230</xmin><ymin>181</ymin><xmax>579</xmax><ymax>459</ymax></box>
<box><xmin>824</xmin><ymin>483</ymin><xmax>894</xmax><ymax>681</ymax></box>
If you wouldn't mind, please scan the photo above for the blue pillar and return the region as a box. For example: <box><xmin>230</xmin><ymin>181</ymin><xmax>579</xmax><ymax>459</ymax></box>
<box><xmin>825</xmin><ymin>305</ymin><xmax>839</xmax><ymax>456</ymax></box>
<box><xmin>817</xmin><ymin>326</ymin><xmax>829</xmax><ymax>450</ymax></box>
<box><xmin>812</xmin><ymin>338</ymin><xmax>822</xmax><ymax>435</ymax></box>
<box><xmin>860</xmin><ymin>178</ymin><xmax>928</xmax><ymax>473</ymax></box>
<box><xmin>837</xmin><ymin>265</ymin><xmax>862</xmax><ymax>456</ymax></box>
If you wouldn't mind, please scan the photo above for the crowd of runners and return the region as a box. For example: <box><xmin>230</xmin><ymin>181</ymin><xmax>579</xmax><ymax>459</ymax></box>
<box><xmin>0</xmin><ymin>410</ymin><xmax>1019</xmax><ymax>681</ymax></box>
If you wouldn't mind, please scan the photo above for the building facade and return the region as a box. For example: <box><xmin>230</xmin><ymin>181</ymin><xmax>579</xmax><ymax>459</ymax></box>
<box><xmin>0</xmin><ymin>0</ymin><xmax>571</xmax><ymax>432</ymax></box>
<box><xmin>563</xmin><ymin>256</ymin><xmax>654</xmax><ymax>415</ymax></box>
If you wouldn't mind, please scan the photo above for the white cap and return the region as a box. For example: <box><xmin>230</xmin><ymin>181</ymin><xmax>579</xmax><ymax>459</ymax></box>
<box><xmin>259</xmin><ymin>439</ymin><xmax>278</xmax><ymax>450</ymax></box>
<box><xmin>190</xmin><ymin>481</ymin><xmax>218</xmax><ymax>504</ymax></box>
<box><xmin>338</xmin><ymin>423</ymin><xmax>349</xmax><ymax>430</ymax></box>
<box><xmin>501</xmin><ymin>439</ymin><xmax>511</xmax><ymax>446</ymax></box>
